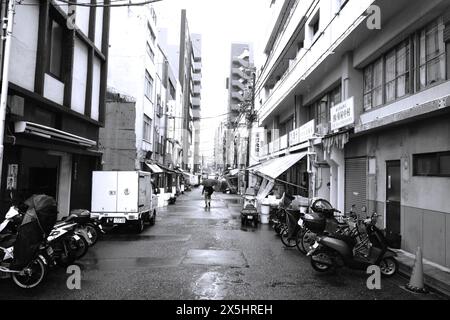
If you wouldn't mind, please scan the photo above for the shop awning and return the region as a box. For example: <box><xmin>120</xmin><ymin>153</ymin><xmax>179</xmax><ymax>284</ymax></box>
<box><xmin>145</xmin><ymin>163</ymin><xmax>164</xmax><ymax>174</ymax></box>
<box><xmin>15</xmin><ymin>121</ymin><xmax>96</xmax><ymax>147</ymax></box>
<box><xmin>255</xmin><ymin>152</ymin><xmax>307</xmax><ymax>180</ymax></box>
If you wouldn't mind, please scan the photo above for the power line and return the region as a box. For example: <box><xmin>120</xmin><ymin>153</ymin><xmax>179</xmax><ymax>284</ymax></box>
<box><xmin>16</xmin><ymin>0</ymin><xmax>163</xmax><ymax>8</ymax></box>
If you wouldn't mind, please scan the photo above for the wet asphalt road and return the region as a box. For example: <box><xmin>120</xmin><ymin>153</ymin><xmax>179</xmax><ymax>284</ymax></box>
<box><xmin>0</xmin><ymin>188</ymin><xmax>442</xmax><ymax>300</ymax></box>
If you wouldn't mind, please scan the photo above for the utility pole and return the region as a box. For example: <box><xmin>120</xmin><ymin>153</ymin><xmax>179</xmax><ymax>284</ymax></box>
<box><xmin>0</xmin><ymin>0</ymin><xmax>16</xmax><ymax>190</ymax></box>
<box><xmin>245</xmin><ymin>71</ymin><xmax>256</xmax><ymax>191</ymax></box>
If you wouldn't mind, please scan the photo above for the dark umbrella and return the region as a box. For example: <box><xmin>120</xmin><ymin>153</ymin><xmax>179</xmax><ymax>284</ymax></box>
<box><xmin>202</xmin><ymin>178</ymin><xmax>218</xmax><ymax>187</ymax></box>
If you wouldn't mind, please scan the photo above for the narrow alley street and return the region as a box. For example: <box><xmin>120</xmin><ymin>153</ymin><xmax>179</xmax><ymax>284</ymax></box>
<box><xmin>0</xmin><ymin>188</ymin><xmax>441</xmax><ymax>300</ymax></box>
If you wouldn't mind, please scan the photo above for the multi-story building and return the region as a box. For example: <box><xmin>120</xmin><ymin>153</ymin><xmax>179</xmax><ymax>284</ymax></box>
<box><xmin>253</xmin><ymin>0</ymin><xmax>450</xmax><ymax>268</ymax></box>
<box><xmin>214</xmin><ymin>121</ymin><xmax>227</xmax><ymax>173</ymax></box>
<box><xmin>191</xmin><ymin>34</ymin><xmax>202</xmax><ymax>174</ymax></box>
<box><xmin>0</xmin><ymin>1</ymin><xmax>109</xmax><ymax>218</ymax></box>
<box><xmin>105</xmin><ymin>3</ymin><xmax>159</xmax><ymax>171</ymax></box>
<box><xmin>226</xmin><ymin>43</ymin><xmax>254</xmax><ymax>170</ymax></box>
<box><xmin>178</xmin><ymin>10</ymin><xmax>195</xmax><ymax>172</ymax></box>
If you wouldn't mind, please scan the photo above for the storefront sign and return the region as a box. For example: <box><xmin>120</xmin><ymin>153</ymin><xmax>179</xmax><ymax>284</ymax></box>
<box><xmin>6</xmin><ymin>164</ymin><xmax>18</xmax><ymax>190</ymax></box>
<box><xmin>289</xmin><ymin>129</ymin><xmax>299</xmax><ymax>146</ymax></box>
<box><xmin>279</xmin><ymin>135</ymin><xmax>288</xmax><ymax>150</ymax></box>
<box><xmin>273</xmin><ymin>139</ymin><xmax>280</xmax><ymax>152</ymax></box>
<box><xmin>330</xmin><ymin>97</ymin><xmax>354</xmax><ymax>131</ymax></box>
<box><xmin>299</xmin><ymin>120</ymin><xmax>315</xmax><ymax>143</ymax></box>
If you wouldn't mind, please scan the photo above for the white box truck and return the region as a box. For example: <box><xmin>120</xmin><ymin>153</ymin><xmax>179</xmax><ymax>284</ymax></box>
<box><xmin>91</xmin><ymin>171</ymin><xmax>158</xmax><ymax>233</ymax></box>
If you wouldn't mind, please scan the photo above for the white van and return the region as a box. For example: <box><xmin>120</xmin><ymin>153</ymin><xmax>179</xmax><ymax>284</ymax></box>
<box><xmin>91</xmin><ymin>171</ymin><xmax>158</xmax><ymax>233</ymax></box>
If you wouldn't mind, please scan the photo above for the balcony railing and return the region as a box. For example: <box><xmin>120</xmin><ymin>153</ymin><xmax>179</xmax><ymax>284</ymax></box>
<box><xmin>259</xmin><ymin>120</ymin><xmax>316</xmax><ymax>159</ymax></box>
<box><xmin>258</xmin><ymin>0</ymin><xmax>369</xmax><ymax>123</ymax></box>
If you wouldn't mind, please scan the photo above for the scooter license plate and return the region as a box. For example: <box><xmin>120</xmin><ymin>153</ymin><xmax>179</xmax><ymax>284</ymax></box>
<box><xmin>247</xmin><ymin>216</ymin><xmax>253</xmax><ymax>220</ymax></box>
<box><xmin>87</xmin><ymin>232</ymin><xmax>93</xmax><ymax>239</ymax></box>
<box><xmin>114</xmin><ymin>218</ymin><xmax>126</xmax><ymax>224</ymax></box>
<box><xmin>298</xmin><ymin>219</ymin><xmax>304</xmax><ymax>227</ymax></box>
<box><xmin>312</xmin><ymin>242</ymin><xmax>319</xmax><ymax>249</ymax></box>
<box><xmin>73</xmin><ymin>235</ymin><xmax>81</xmax><ymax>241</ymax></box>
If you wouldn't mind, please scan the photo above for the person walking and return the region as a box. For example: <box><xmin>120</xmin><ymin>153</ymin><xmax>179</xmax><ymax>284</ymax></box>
<box><xmin>202</xmin><ymin>185</ymin><xmax>214</xmax><ymax>209</ymax></box>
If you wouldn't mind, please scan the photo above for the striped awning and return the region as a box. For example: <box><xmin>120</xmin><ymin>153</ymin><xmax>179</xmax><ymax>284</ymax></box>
<box><xmin>255</xmin><ymin>152</ymin><xmax>307</xmax><ymax>180</ymax></box>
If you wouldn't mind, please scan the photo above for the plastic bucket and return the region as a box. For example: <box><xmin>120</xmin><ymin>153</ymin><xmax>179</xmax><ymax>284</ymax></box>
<box><xmin>260</xmin><ymin>204</ymin><xmax>270</xmax><ymax>224</ymax></box>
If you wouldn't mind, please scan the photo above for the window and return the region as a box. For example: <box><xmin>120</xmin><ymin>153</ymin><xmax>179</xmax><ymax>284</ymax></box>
<box><xmin>305</xmin><ymin>85</ymin><xmax>342</xmax><ymax>132</ymax></box>
<box><xmin>148</xmin><ymin>23</ymin><xmax>156</xmax><ymax>44</ymax></box>
<box><xmin>146</xmin><ymin>42</ymin><xmax>154</xmax><ymax>62</ymax></box>
<box><xmin>143</xmin><ymin>115</ymin><xmax>152</xmax><ymax>142</ymax></box>
<box><xmin>48</xmin><ymin>20</ymin><xmax>64</xmax><ymax>79</ymax></box>
<box><xmin>364</xmin><ymin>40</ymin><xmax>410</xmax><ymax>111</ymax></box>
<box><xmin>419</xmin><ymin>18</ymin><xmax>445</xmax><ymax>89</ymax></box>
<box><xmin>144</xmin><ymin>70</ymin><xmax>154</xmax><ymax>101</ymax></box>
<box><xmin>311</xmin><ymin>16</ymin><xmax>320</xmax><ymax>36</ymax></box>
<box><xmin>413</xmin><ymin>151</ymin><xmax>450</xmax><ymax>177</ymax></box>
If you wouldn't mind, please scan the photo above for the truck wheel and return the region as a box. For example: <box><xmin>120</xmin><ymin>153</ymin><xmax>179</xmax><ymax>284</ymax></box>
<box><xmin>134</xmin><ymin>218</ymin><xmax>144</xmax><ymax>234</ymax></box>
<box><xmin>149</xmin><ymin>211</ymin><xmax>156</xmax><ymax>226</ymax></box>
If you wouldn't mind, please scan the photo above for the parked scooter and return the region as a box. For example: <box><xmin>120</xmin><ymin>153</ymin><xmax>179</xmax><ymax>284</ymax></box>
<box><xmin>62</xmin><ymin>209</ymin><xmax>105</xmax><ymax>246</ymax></box>
<box><xmin>46</xmin><ymin>220</ymin><xmax>89</xmax><ymax>267</ymax></box>
<box><xmin>241</xmin><ymin>193</ymin><xmax>258</xmax><ymax>227</ymax></box>
<box><xmin>0</xmin><ymin>206</ymin><xmax>53</xmax><ymax>289</ymax></box>
<box><xmin>297</xmin><ymin>198</ymin><xmax>350</xmax><ymax>254</ymax></box>
<box><xmin>307</xmin><ymin>211</ymin><xmax>399</xmax><ymax>277</ymax></box>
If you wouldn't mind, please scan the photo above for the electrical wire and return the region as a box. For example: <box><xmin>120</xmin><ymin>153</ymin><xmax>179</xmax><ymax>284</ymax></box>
<box><xmin>15</xmin><ymin>0</ymin><xmax>163</xmax><ymax>7</ymax></box>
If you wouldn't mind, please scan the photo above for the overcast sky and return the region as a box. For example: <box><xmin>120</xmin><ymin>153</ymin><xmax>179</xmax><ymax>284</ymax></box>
<box><xmin>153</xmin><ymin>0</ymin><xmax>272</xmax><ymax>161</ymax></box>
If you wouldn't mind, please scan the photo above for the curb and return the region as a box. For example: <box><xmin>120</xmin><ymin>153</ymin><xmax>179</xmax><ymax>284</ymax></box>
<box><xmin>398</xmin><ymin>261</ymin><xmax>450</xmax><ymax>299</ymax></box>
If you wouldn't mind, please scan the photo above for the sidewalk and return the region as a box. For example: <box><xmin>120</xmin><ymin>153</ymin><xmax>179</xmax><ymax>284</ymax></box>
<box><xmin>396</xmin><ymin>250</ymin><xmax>450</xmax><ymax>298</ymax></box>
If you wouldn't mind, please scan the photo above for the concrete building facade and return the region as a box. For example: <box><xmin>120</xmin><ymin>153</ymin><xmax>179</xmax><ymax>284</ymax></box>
<box><xmin>254</xmin><ymin>0</ymin><xmax>450</xmax><ymax>268</ymax></box>
<box><xmin>0</xmin><ymin>0</ymin><xmax>110</xmax><ymax>218</ymax></box>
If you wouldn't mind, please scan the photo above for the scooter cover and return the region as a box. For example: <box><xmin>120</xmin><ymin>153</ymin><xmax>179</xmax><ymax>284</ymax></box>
<box><xmin>10</xmin><ymin>195</ymin><xmax>57</xmax><ymax>269</ymax></box>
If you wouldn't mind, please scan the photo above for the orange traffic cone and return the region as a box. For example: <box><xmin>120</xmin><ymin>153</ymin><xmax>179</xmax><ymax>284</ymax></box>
<box><xmin>405</xmin><ymin>247</ymin><xmax>428</xmax><ymax>294</ymax></box>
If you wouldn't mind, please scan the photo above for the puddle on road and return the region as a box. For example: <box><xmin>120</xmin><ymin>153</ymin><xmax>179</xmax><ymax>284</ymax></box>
<box><xmin>192</xmin><ymin>272</ymin><xmax>228</xmax><ymax>300</ymax></box>
<box><xmin>79</xmin><ymin>257</ymin><xmax>182</xmax><ymax>271</ymax></box>
<box><xmin>182</xmin><ymin>249</ymin><xmax>247</xmax><ymax>267</ymax></box>
<box><xmin>102</xmin><ymin>234</ymin><xmax>192</xmax><ymax>242</ymax></box>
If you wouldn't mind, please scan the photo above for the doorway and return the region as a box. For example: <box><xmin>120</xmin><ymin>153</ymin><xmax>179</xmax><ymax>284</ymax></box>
<box><xmin>386</xmin><ymin>160</ymin><xmax>401</xmax><ymax>248</ymax></box>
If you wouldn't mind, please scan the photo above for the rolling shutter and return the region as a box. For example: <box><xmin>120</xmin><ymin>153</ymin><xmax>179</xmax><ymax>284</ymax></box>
<box><xmin>345</xmin><ymin>157</ymin><xmax>368</xmax><ymax>215</ymax></box>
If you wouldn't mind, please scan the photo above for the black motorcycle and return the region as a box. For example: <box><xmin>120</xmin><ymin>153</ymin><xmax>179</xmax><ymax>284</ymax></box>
<box><xmin>307</xmin><ymin>211</ymin><xmax>398</xmax><ymax>277</ymax></box>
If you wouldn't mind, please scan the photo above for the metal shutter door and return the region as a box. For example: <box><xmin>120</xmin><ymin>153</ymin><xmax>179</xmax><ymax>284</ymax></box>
<box><xmin>345</xmin><ymin>158</ymin><xmax>367</xmax><ymax>215</ymax></box>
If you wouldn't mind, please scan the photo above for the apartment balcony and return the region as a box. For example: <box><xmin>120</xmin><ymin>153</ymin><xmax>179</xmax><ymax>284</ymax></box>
<box><xmin>192</xmin><ymin>108</ymin><xmax>201</xmax><ymax>120</ymax></box>
<box><xmin>192</xmin><ymin>73</ymin><xmax>202</xmax><ymax>83</ymax></box>
<box><xmin>193</xmin><ymin>61</ymin><xmax>202</xmax><ymax>73</ymax></box>
<box><xmin>232</xmin><ymin>67</ymin><xmax>251</xmax><ymax>80</ymax></box>
<box><xmin>259</xmin><ymin>120</ymin><xmax>316</xmax><ymax>159</ymax></box>
<box><xmin>232</xmin><ymin>56</ymin><xmax>250</xmax><ymax>68</ymax></box>
<box><xmin>193</xmin><ymin>84</ymin><xmax>202</xmax><ymax>95</ymax></box>
<box><xmin>192</xmin><ymin>97</ymin><xmax>201</xmax><ymax>107</ymax></box>
<box><xmin>231</xmin><ymin>91</ymin><xmax>245</xmax><ymax>103</ymax></box>
<box><xmin>258</xmin><ymin>0</ymin><xmax>372</xmax><ymax>123</ymax></box>
<box><xmin>231</xmin><ymin>79</ymin><xmax>247</xmax><ymax>91</ymax></box>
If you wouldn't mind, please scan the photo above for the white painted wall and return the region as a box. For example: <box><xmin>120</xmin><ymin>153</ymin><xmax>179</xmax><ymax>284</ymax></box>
<box><xmin>91</xmin><ymin>57</ymin><xmax>102</xmax><ymax>121</ymax></box>
<box><xmin>43</xmin><ymin>74</ymin><xmax>65</xmax><ymax>105</ymax></box>
<box><xmin>71</xmin><ymin>37</ymin><xmax>88</xmax><ymax>114</ymax></box>
<box><xmin>9</xmin><ymin>0</ymin><xmax>39</xmax><ymax>92</ymax></box>
<box><xmin>95</xmin><ymin>7</ymin><xmax>104</xmax><ymax>49</ymax></box>
<box><xmin>76</xmin><ymin>6</ymin><xmax>90</xmax><ymax>37</ymax></box>
<box><xmin>108</xmin><ymin>6</ymin><xmax>159</xmax><ymax>160</ymax></box>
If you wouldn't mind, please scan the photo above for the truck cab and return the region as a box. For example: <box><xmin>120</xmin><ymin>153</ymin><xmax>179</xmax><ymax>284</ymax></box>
<box><xmin>91</xmin><ymin>171</ymin><xmax>158</xmax><ymax>233</ymax></box>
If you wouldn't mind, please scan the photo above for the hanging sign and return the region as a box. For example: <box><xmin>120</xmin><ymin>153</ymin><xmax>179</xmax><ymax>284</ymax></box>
<box><xmin>330</xmin><ymin>96</ymin><xmax>355</xmax><ymax>131</ymax></box>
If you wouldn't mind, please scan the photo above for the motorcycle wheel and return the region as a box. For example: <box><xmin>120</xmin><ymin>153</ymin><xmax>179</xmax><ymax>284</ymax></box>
<box><xmin>12</xmin><ymin>256</ymin><xmax>47</xmax><ymax>289</ymax></box>
<box><xmin>68</xmin><ymin>234</ymin><xmax>89</xmax><ymax>261</ymax></box>
<box><xmin>379</xmin><ymin>257</ymin><xmax>398</xmax><ymax>277</ymax></box>
<box><xmin>310</xmin><ymin>249</ymin><xmax>333</xmax><ymax>273</ymax></box>
<box><xmin>300</xmin><ymin>230</ymin><xmax>317</xmax><ymax>255</ymax></box>
<box><xmin>85</xmin><ymin>224</ymin><xmax>99</xmax><ymax>246</ymax></box>
<box><xmin>295</xmin><ymin>229</ymin><xmax>307</xmax><ymax>254</ymax></box>
<box><xmin>280</xmin><ymin>226</ymin><xmax>297</xmax><ymax>248</ymax></box>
